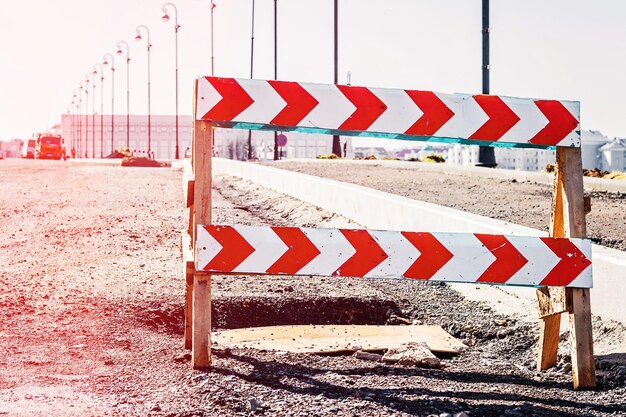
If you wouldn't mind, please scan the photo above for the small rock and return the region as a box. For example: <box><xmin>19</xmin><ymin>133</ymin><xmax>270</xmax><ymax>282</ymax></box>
<box><xmin>439</xmin><ymin>413</ymin><xmax>453</xmax><ymax>417</ymax></box>
<box><xmin>382</xmin><ymin>342</ymin><xmax>441</xmax><ymax>368</ymax></box>
<box><xmin>151</xmin><ymin>404</ymin><xmax>161</xmax><ymax>412</ymax></box>
<box><xmin>174</xmin><ymin>353</ymin><xmax>191</xmax><ymax>363</ymax></box>
<box><xmin>454</xmin><ymin>412</ymin><xmax>470</xmax><ymax>417</ymax></box>
<box><xmin>248</xmin><ymin>398</ymin><xmax>262</xmax><ymax>412</ymax></box>
<box><xmin>354</xmin><ymin>351</ymin><xmax>383</xmax><ymax>362</ymax></box>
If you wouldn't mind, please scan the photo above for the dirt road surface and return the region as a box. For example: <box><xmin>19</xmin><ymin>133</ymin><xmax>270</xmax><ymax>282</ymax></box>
<box><xmin>265</xmin><ymin>160</ymin><xmax>626</xmax><ymax>252</ymax></box>
<box><xmin>0</xmin><ymin>159</ymin><xmax>625</xmax><ymax>417</ymax></box>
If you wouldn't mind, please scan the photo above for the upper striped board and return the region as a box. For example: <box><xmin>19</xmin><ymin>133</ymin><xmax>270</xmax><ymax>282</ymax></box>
<box><xmin>196</xmin><ymin>225</ymin><xmax>592</xmax><ymax>288</ymax></box>
<box><xmin>196</xmin><ymin>77</ymin><xmax>581</xmax><ymax>149</ymax></box>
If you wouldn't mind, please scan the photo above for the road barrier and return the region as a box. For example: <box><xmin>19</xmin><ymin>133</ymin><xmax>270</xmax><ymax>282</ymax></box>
<box><xmin>183</xmin><ymin>77</ymin><xmax>595</xmax><ymax>389</ymax></box>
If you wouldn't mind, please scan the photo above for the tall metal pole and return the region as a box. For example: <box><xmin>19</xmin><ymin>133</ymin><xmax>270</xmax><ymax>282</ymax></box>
<box><xmin>162</xmin><ymin>3</ymin><xmax>180</xmax><ymax>159</ymax></box>
<box><xmin>83</xmin><ymin>78</ymin><xmax>89</xmax><ymax>158</ymax></box>
<box><xmin>116</xmin><ymin>41</ymin><xmax>130</xmax><ymax>151</ymax></box>
<box><xmin>136</xmin><ymin>25</ymin><xmax>152</xmax><ymax>158</ymax></box>
<box><xmin>104</xmin><ymin>53</ymin><xmax>116</xmax><ymax>155</ymax></box>
<box><xmin>273</xmin><ymin>0</ymin><xmax>279</xmax><ymax>161</ymax></box>
<box><xmin>247</xmin><ymin>0</ymin><xmax>255</xmax><ymax>161</ymax></box>
<box><xmin>211</xmin><ymin>1</ymin><xmax>216</xmax><ymax>76</ymax></box>
<box><xmin>91</xmin><ymin>71</ymin><xmax>96</xmax><ymax>158</ymax></box>
<box><xmin>332</xmin><ymin>0</ymin><xmax>341</xmax><ymax>157</ymax></box>
<box><xmin>77</xmin><ymin>87</ymin><xmax>83</xmax><ymax>158</ymax></box>
<box><xmin>94</xmin><ymin>64</ymin><xmax>104</xmax><ymax>158</ymax></box>
<box><xmin>477</xmin><ymin>0</ymin><xmax>496</xmax><ymax>167</ymax></box>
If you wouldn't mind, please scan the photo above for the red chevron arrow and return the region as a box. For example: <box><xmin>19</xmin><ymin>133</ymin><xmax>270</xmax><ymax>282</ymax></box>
<box><xmin>202</xmin><ymin>225</ymin><xmax>255</xmax><ymax>271</ymax></box>
<box><xmin>469</xmin><ymin>95</ymin><xmax>521</xmax><ymax>141</ymax></box>
<box><xmin>539</xmin><ymin>238</ymin><xmax>591</xmax><ymax>286</ymax></box>
<box><xmin>529</xmin><ymin>101</ymin><xmax>579</xmax><ymax>146</ymax></box>
<box><xmin>333</xmin><ymin>230</ymin><xmax>388</xmax><ymax>277</ymax></box>
<box><xmin>474</xmin><ymin>234</ymin><xmax>528</xmax><ymax>283</ymax></box>
<box><xmin>268</xmin><ymin>81</ymin><xmax>319</xmax><ymax>126</ymax></box>
<box><xmin>266</xmin><ymin>227</ymin><xmax>321</xmax><ymax>274</ymax></box>
<box><xmin>404</xmin><ymin>91</ymin><xmax>455</xmax><ymax>136</ymax></box>
<box><xmin>337</xmin><ymin>85</ymin><xmax>388</xmax><ymax>131</ymax></box>
<box><xmin>401</xmin><ymin>232</ymin><xmax>453</xmax><ymax>279</ymax></box>
<box><xmin>201</xmin><ymin>77</ymin><xmax>254</xmax><ymax>121</ymax></box>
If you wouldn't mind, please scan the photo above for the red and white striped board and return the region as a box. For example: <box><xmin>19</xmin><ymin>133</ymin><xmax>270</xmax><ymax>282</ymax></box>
<box><xmin>196</xmin><ymin>77</ymin><xmax>581</xmax><ymax>148</ymax></box>
<box><xmin>196</xmin><ymin>225</ymin><xmax>592</xmax><ymax>288</ymax></box>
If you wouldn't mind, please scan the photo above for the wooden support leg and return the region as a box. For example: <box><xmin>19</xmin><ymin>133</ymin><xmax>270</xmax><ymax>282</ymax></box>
<box><xmin>537</xmin><ymin>314</ymin><xmax>561</xmax><ymax>370</ymax></box>
<box><xmin>192</xmin><ymin>273</ymin><xmax>212</xmax><ymax>369</ymax></box>
<box><xmin>184</xmin><ymin>265</ymin><xmax>194</xmax><ymax>350</ymax></box>
<box><xmin>568</xmin><ymin>288</ymin><xmax>596</xmax><ymax>389</ymax></box>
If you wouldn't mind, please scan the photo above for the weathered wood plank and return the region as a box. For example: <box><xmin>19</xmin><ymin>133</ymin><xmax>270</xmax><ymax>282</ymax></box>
<box><xmin>537</xmin><ymin>314</ymin><xmax>561</xmax><ymax>371</ymax></box>
<box><xmin>192</xmin><ymin>273</ymin><xmax>212</xmax><ymax>369</ymax></box>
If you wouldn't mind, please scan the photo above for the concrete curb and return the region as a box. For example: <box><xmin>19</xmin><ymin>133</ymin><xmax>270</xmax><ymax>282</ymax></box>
<box><xmin>272</xmin><ymin>159</ymin><xmax>626</xmax><ymax>193</ymax></box>
<box><xmin>214</xmin><ymin>158</ymin><xmax>626</xmax><ymax>326</ymax></box>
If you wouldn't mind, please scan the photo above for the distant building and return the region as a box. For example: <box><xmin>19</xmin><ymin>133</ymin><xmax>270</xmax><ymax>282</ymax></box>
<box><xmin>0</xmin><ymin>139</ymin><xmax>23</xmax><ymax>158</ymax></box>
<box><xmin>60</xmin><ymin>114</ymin><xmax>352</xmax><ymax>160</ymax></box>
<box><xmin>353</xmin><ymin>146</ymin><xmax>393</xmax><ymax>159</ymax></box>
<box><xmin>446</xmin><ymin>130</ymin><xmax>624</xmax><ymax>172</ymax></box>
<box><xmin>599</xmin><ymin>138</ymin><xmax>626</xmax><ymax>172</ymax></box>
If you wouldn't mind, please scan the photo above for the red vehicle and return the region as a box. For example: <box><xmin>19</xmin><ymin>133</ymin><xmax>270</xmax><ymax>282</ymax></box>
<box><xmin>35</xmin><ymin>134</ymin><xmax>65</xmax><ymax>160</ymax></box>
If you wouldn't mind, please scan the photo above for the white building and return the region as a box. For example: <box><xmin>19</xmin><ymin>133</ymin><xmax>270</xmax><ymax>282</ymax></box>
<box><xmin>446</xmin><ymin>130</ymin><xmax>624</xmax><ymax>172</ymax></box>
<box><xmin>599</xmin><ymin>139</ymin><xmax>626</xmax><ymax>172</ymax></box>
<box><xmin>60</xmin><ymin>114</ymin><xmax>194</xmax><ymax>159</ymax></box>
<box><xmin>60</xmin><ymin>114</ymin><xmax>352</xmax><ymax>160</ymax></box>
<box><xmin>0</xmin><ymin>139</ymin><xmax>23</xmax><ymax>158</ymax></box>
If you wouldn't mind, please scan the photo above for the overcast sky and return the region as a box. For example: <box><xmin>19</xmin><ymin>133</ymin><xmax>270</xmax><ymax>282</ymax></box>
<box><xmin>1</xmin><ymin>0</ymin><xmax>625</xmax><ymax>141</ymax></box>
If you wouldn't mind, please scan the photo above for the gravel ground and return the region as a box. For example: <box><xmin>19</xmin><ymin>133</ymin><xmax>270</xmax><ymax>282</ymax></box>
<box><xmin>263</xmin><ymin>160</ymin><xmax>626</xmax><ymax>252</ymax></box>
<box><xmin>0</xmin><ymin>159</ymin><xmax>625</xmax><ymax>417</ymax></box>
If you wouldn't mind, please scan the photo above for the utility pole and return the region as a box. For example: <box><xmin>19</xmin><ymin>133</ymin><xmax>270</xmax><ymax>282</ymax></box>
<box><xmin>331</xmin><ymin>0</ymin><xmax>342</xmax><ymax>157</ymax></box>
<box><xmin>273</xmin><ymin>0</ymin><xmax>279</xmax><ymax>161</ymax></box>
<box><xmin>477</xmin><ymin>0</ymin><xmax>497</xmax><ymax>167</ymax></box>
<box><xmin>247</xmin><ymin>0</ymin><xmax>255</xmax><ymax>161</ymax></box>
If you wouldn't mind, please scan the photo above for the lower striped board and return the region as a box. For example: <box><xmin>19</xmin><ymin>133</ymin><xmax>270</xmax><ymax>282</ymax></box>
<box><xmin>196</xmin><ymin>225</ymin><xmax>592</xmax><ymax>288</ymax></box>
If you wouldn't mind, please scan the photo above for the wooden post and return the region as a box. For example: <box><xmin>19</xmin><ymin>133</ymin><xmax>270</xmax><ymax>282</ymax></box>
<box><xmin>538</xmin><ymin>147</ymin><xmax>595</xmax><ymax>388</ymax></box>
<box><xmin>190</xmin><ymin>79</ymin><xmax>214</xmax><ymax>369</ymax></box>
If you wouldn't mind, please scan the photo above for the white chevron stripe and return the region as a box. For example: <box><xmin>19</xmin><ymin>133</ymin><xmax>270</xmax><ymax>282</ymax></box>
<box><xmin>365</xmin><ymin>230</ymin><xmax>421</xmax><ymax>278</ymax></box>
<box><xmin>232</xmin><ymin>225</ymin><xmax>288</xmax><ymax>273</ymax></box>
<box><xmin>196</xmin><ymin>226</ymin><xmax>223</xmax><ymax>270</ymax></box>
<box><xmin>235</xmin><ymin>80</ymin><xmax>287</xmax><ymax>125</ymax></box>
<box><xmin>297</xmin><ymin>227</ymin><xmax>355</xmax><ymax>276</ymax></box>
<box><xmin>430</xmin><ymin>233</ymin><xmax>495</xmax><ymax>282</ymax></box>
<box><xmin>504</xmin><ymin>236</ymin><xmax>560</xmax><ymax>286</ymax></box>
<box><xmin>433</xmin><ymin>93</ymin><xmax>490</xmax><ymax>140</ymax></box>
<box><xmin>367</xmin><ymin>88</ymin><xmax>423</xmax><ymax>134</ymax></box>
<box><xmin>497</xmin><ymin>97</ymin><xmax>549</xmax><ymax>145</ymax></box>
<box><xmin>556</xmin><ymin>100</ymin><xmax>581</xmax><ymax>147</ymax></box>
<box><xmin>303</xmin><ymin>84</ymin><xmax>357</xmax><ymax>130</ymax></box>
<box><xmin>196</xmin><ymin>77</ymin><xmax>222</xmax><ymax>119</ymax></box>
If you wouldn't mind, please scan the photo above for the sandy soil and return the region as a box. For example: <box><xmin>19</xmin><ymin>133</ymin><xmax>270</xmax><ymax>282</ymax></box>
<box><xmin>0</xmin><ymin>159</ymin><xmax>625</xmax><ymax>417</ymax></box>
<box><xmin>265</xmin><ymin>160</ymin><xmax>626</xmax><ymax>252</ymax></box>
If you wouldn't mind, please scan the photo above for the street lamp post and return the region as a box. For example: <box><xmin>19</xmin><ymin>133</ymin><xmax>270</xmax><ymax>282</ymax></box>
<box><xmin>332</xmin><ymin>0</ymin><xmax>341</xmax><ymax>157</ymax></box>
<box><xmin>136</xmin><ymin>25</ymin><xmax>152</xmax><ymax>158</ymax></box>
<box><xmin>211</xmin><ymin>1</ymin><xmax>216</xmax><ymax>75</ymax></box>
<box><xmin>247</xmin><ymin>0</ymin><xmax>255</xmax><ymax>161</ymax></box>
<box><xmin>91</xmin><ymin>70</ymin><xmax>96</xmax><ymax>158</ymax></box>
<box><xmin>94</xmin><ymin>64</ymin><xmax>104</xmax><ymax>158</ymax></box>
<box><xmin>273</xmin><ymin>0</ymin><xmax>278</xmax><ymax>161</ymax></box>
<box><xmin>83</xmin><ymin>77</ymin><xmax>89</xmax><ymax>158</ymax></box>
<box><xmin>116</xmin><ymin>41</ymin><xmax>130</xmax><ymax>151</ymax></box>
<box><xmin>70</xmin><ymin>96</ymin><xmax>76</xmax><ymax>156</ymax></box>
<box><xmin>103</xmin><ymin>53</ymin><xmax>115</xmax><ymax>154</ymax></box>
<box><xmin>162</xmin><ymin>3</ymin><xmax>180</xmax><ymax>160</ymax></box>
<box><xmin>76</xmin><ymin>87</ymin><xmax>82</xmax><ymax>158</ymax></box>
